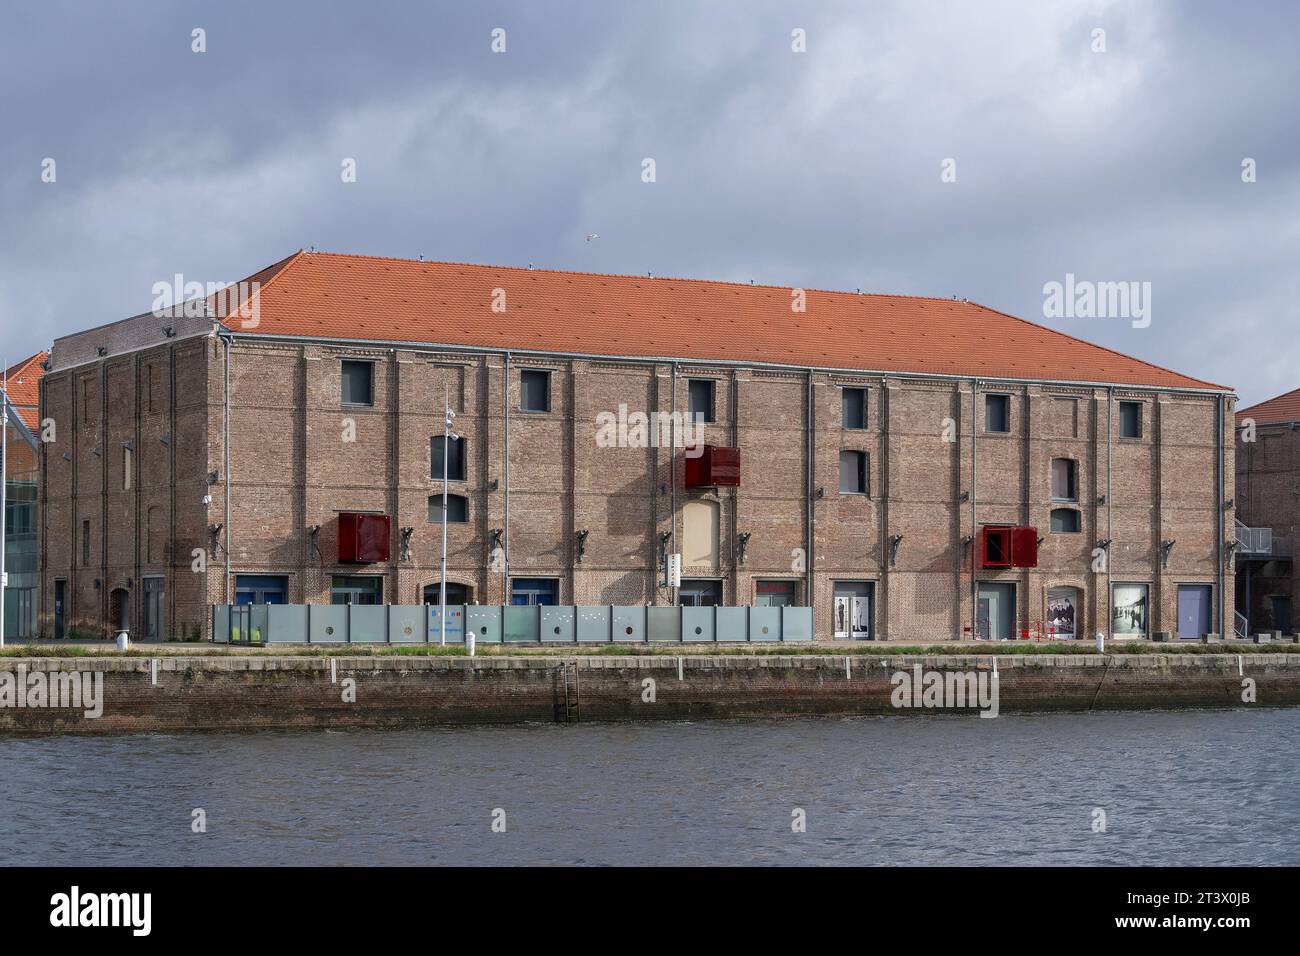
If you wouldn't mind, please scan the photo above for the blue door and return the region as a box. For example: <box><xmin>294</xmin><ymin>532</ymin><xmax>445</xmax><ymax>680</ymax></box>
<box><xmin>1177</xmin><ymin>585</ymin><xmax>1212</xmax><ymax>639</ymax></box>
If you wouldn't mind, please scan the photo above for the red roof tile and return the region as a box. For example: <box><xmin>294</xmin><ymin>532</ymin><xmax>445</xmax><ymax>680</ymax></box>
<box><xmin>3</xmin><ymin>351</ymin><xmax>47</xmax><ymax>430</ymax></box>
<box><xmin>217</xmin><ymin>251</ymin><xmax>1226</xmax><ymax>391</ymax></box>
<box><xmin>1237</xmin><ymin>387</ymin><xmax>1300</xmax><ymax>425</ymax></box>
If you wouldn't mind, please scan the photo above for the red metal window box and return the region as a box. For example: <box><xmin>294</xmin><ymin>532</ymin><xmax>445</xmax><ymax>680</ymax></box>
<box><xmin>338</xmin><ymin>513</ymin><xmax>391</xmax><ymax>563</ymax></box>
<box><xmin>684</xmin><ymin>444</ymin><xmax>741</xmax><ymax>488</ymax></box>
<box><xmin>980</xmin><ymin>525</ymin><xmax>1038</xmax><ymax>569</ymax></box>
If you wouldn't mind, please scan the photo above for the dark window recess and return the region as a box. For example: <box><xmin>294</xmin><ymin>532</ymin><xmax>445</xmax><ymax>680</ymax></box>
<box><xmin>679</xmin><ymin>579</ymin><xmax>722</xmax><ymax>607</ymax></box>
<box><xmin>428</xmin><ymin>493</ymin><xmax>468</xmax><ymax>523</ymax></box>
<box><xmin>331</xmin><ymin>575</ymin><xmax>383</xmax><ymax>605</ymax></box>
<box><xmin>982</xmin><ymin>527</ymin><xmax>1011</xmax><ymax>567</ymax></box>
<box><xmin>985</xmin><ymin>394</ymin><xmax>1010</xmax><ymax>433</ymax></box>
<box><xmin>842</xmin><ymin>388</ymin><xmax>867</xmax><ymax>429</ymax></box>
<box><xmin>839</xmin><ymin>450</ymin><xmax>868</xmax><ymax>495</ymax></box>
<box><xmin>1051</xmin><ymin>458</ymin><xmax>1077</xmax><ymax>501</ymax></box>
<box><xmin>424</xmin><ymin>582</ymin><xmax>470</xmax><ymax>605</ymax></box>
<box><xmin>431</xmin><ymin>435</ymin><xmax>465</xmax><ymax>481</ymax></box>
<box><xmin>341</xmin><ymin>360</ymin><xmax>374</xmax><ymax>406</ymax></box>
<box><xmin>521</xmin><ymin>369</ymin><xmax>551</xmax><ymax>412</ymax></box>
<box><xmin>1119</xmin><ymin>401</ymin><xmax>1142</xmax><ymax>439</ymax></box>
<box><xmin>81</xmin><ymin>520</ymin><xmax>91</xmax><ymax>566</ymax></box>
<box><xmin>1050</xmin><ymin>508</ymin><xmax>1080</xmax><ymax>533</ymax></box>
<box><xmin>688</xmin><ymin>379</ymin><xmax>716</xmax><ymax>423</ymax></box>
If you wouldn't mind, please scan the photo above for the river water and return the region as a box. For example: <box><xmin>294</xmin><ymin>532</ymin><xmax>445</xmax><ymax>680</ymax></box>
<box><xmin>2</xmin><ymin>708</ymin><xmax>1296</xmax><ymax>866</ymax></box>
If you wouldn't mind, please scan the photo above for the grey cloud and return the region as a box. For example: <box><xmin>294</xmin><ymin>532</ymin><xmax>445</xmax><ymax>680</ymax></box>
<box><xmin>1</xmin><ymin>0</ymin><xmax>1297</xmax><ymax>403</ymax></box>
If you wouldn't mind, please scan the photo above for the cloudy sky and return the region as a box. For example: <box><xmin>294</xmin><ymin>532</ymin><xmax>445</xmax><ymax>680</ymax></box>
<box><xmin>2</xmin><ymin>0</ymin><xmax>1297</xmax><ymax>405</ymax></box>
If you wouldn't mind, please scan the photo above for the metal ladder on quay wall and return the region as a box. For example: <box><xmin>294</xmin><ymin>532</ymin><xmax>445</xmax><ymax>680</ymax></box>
<box><xmin>557</xmin><ymin>660</ymin><xmax>580</xmax><ymax>724</ymax></box>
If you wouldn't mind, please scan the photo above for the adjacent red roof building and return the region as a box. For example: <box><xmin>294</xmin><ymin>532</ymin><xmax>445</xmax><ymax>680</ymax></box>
<box><xmin>1237</xmin><ymin>387</ymin><xmax>1300</xmax><ymax>426</ymax></box>
<box><xmin>3</xmin><ymin>351</ymin><xmax>47</xmax><ymax>430</ymax></box>
<box><xmin>217</xmin><ymin>250</ymin><xmax>1226</xmax><ymax>391</ymax></box>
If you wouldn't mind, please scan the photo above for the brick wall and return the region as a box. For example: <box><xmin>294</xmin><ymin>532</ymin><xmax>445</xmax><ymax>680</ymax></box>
<box><xmin>39</xmin><ymin>325</ymin><xmax>1236</xmax><ymax>642</ymax></box>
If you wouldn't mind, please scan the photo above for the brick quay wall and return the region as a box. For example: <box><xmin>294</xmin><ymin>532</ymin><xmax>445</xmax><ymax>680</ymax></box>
<box><xmin>2</xmin><ymin>654</ymin><xmax>1297</xmax><ymax>735</ymax></box>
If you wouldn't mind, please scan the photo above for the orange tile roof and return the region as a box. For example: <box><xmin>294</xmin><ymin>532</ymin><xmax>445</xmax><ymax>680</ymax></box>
<box><xmin>3</xmin><ymin>351</ymin><xmax>47</xmax><ymax>430</ymax></box>
<box><xmin>218</xmin><ymin>250</ymin><xmax>1226</xmax><ymax>391</ymax></box>
<box><xmin>1237</xmin><ymin>387</ymin><xmax>1300</xmax><ymax>425</ymax></box>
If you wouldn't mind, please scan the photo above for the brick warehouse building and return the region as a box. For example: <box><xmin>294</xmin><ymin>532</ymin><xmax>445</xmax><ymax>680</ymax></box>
<box><xmin>1234</xmin><ymin>387</ymin><xmax>1300</xmax><ymax>637</ymax></box>
<box><xmin>39</xmin><ymin>250</ymin><xmax>1236</xmax><ymax>642</ymax></box>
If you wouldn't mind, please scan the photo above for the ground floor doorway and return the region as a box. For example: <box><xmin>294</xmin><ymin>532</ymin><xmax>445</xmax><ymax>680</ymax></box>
<box><xmin>977</xmin><ymin>582</ymin><xmax>1015</xmax><ymax>641</ymax></box>
<box><xmin>1176</xmin><ymin>584</ymin><xmax>1213</xmax><ymax>640</ymax></box>
<box><xmin>833</xmin><ymin>581</ymin><xmax>874</xmax><ymax>640</ymax></box>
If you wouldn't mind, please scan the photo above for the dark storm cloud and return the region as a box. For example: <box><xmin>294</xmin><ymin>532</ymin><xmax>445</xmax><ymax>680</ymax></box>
<box><xmin>1</xmin><ymin>0</ymin><xmax>1297</xmax><ymax>403</ymax></box>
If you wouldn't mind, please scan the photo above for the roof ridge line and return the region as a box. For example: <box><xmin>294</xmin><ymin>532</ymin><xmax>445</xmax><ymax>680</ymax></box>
<box><xmin>298</xmin><ymin>249</ymin><xmax>966</xmax><ymax>304</ymax></box>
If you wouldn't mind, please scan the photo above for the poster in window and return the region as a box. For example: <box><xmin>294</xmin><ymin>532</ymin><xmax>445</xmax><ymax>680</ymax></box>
<box><xmin>851</xmin><ymin>596</ymin><xmax>870</xmax><ymax>638</ymax></box>
<box><xmin>1047</xmin><ymin>587</ymin><xmax>1077</xmax><ymax>639</ymax></box>
<box><xmin>834</xmin><ymin>594</ymin><xmax>871</xmax><ymax>639</ymax></box>
<box><xmin>1112</xmin><ymin>584</ymin><xmax>1148</xmax><ymax>636</ymax></box>
<box><xmin>834</xmin><ymin>596</ymin><xmax>851</xmax><ymax>639</ymax></box>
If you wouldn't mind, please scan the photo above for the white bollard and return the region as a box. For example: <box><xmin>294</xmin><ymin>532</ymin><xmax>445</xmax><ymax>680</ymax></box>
<box><xmin>116</xmin><ymin>631</ymin><xmax>130</xmax><ymax>651</ymax></box>
<box><xmin>1094</xmin><ymin>631</ymin><xmax>1105</xmax><ymax>653</ymax></box>
<box><xmin>467</xmin><ymin>632</ymin><xmax>476</xmax><ymax>657</ymax></box>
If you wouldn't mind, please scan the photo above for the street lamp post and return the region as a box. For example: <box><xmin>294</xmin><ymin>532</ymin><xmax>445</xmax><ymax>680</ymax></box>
<box><xmin>438</xmin><ymin>385</ymin><xmax>458</xmax><ymax>645</ymax></box>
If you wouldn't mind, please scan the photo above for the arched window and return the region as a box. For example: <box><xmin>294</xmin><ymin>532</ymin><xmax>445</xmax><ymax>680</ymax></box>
<box><xmin>428</xmin><ymin>494</ymin><xmax>468</xmax><ymax>523</ymax></box>
<box><xmin>1050</xmin><ymin>508</ymin><xmax>1080</xmax><ymax>533</ymax></box>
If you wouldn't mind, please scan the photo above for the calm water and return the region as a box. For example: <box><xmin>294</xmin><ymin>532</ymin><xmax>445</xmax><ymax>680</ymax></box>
<box><xmin>2</xmin><ymin>709</ymin><xmax>1297</xmax><ymax>866</ymax></box>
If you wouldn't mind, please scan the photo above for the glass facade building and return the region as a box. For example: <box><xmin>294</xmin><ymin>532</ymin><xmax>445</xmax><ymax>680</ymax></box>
<box><xmin>3</xmin><ymin>390</ymin><xmax>40</xmax><ymax>639</ymax></box>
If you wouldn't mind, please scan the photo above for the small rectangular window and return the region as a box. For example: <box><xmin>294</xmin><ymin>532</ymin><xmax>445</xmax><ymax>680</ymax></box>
<box><xmin>1119</xmin><ymin>401</ymin><xmax>1142</xmax><ymax>439</ymax></box>
<box><xmin>842</xmin><ymin>388</ymin><xmax>867</xmax><ymax>429</ymax></box>
<box><xmin>428</xmin><ymin>493</ymin><xmax>468</xmax><ymax>523</ymax></box>
<box><xmin>431</xmin><ymin>435</ymin><xmax>466</xmax><ymax>481</ymax></box>
<box><xmin>511</xmin><ymin>578</ymin><xmax>559</xmax><ymax>606</ymax></box>
<box><xmin>839</xmin><ymin>450</ymin><xmax>868</xmax><ymax>495</ymax></box>
<box><xmin>1050</xmin><ymin>508</ymin><xmax>1081</xmax><ymax>533</ymax></box>
<box><xmin>81</xmin><ymin>519</ymin><xmax>91</xmax><ymax>566</ymax></box>
<box><xmin>688</xmin><ymin>379</ymin><xmax>715</xmax><ymax>423</ymax></box>
<box><xmin>341</xmin><ymin>360</ymin><xmax>374</xmax><ymax>406</ymax></box>
<box><xmin>521</xmin><ymin>369</ymin><xmax>551</xmax><ymax>413</ymax></box>
<box><xmin>1051</xmin><ymin>458</ymin><xmax>1077</xmax><ymax>501</ymax></box>
<box><xmin>331</xmin><ymin>575</ymin><xmax>383</xmax><ymax>606</ymax></box>
<box><xmin>985</xmin><ymin>394</ymin><xmax>1010</xmax><ymax>433</ymax></box>
<box><xmin>679</xmin><ymin>579</ymin><xmax>722</xmax><ymax>607</ymax></box>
